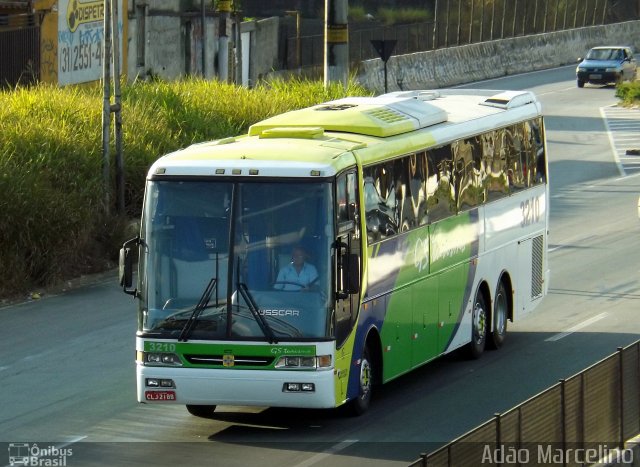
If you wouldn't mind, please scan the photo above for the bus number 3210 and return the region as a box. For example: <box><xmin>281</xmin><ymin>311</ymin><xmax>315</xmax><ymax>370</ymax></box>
<box><xmin>521</xmin><ymin>196</ymin><xmax>541</xmax><ymax>227</ymax></box>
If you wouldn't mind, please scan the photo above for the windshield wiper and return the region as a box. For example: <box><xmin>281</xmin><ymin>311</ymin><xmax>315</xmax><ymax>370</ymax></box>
<box><xmin>178</xmin><ymin>277</ymin><xmax>217</xmax><ymax>342</ymax></box>
<box><xmin>237</xmin><ymin>282</ymin><xmax>277</xmax><ymax>344</ymax></box>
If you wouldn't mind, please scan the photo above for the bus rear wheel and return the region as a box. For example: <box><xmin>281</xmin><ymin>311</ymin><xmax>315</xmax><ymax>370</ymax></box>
<box><xmin>186</xmin><ymin>405</ymin><xmax>217</xmax><ymax>418</ymax></box>
<box><xmin>468</xmin><ymin>291</ymin><xmax>487</xmax><ymax>359</ymax></box>
<box><xmin>489</xmin><ymin>282</ymin><xmax>508</xmax><ymax>349</ymax></box>
<box><xmin>349</xmin><ymin>346</ymin><xmax>373</xmax><ymax>416</ymax></box>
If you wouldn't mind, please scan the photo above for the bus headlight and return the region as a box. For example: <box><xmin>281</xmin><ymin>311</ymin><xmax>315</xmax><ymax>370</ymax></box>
<box><xmin>141</xmin><ymin>352</ymin><xmax>183</xmax><ymax>366</ymax></box>
<box><xmin>274</xmin><ymin>355</ymin><xmax>332</xmax><ymax>369</ymax></box>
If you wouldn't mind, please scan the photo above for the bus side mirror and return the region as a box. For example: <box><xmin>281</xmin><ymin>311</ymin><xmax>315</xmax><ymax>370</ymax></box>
<box><xmin>119</xmin><ymin>237</ymin><xmax>139</xmax><ymax>296</ymax></box>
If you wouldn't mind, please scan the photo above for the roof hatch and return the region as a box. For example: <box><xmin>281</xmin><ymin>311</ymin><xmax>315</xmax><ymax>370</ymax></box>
<box><xmin>480</xmin><ymin>91</ymin><xmax>536</xmax><ymax>109</ymax></box>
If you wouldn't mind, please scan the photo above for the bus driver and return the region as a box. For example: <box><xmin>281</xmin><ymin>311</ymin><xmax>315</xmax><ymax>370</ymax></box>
<box><xmin>274</xmin><ymin>246</ymin><xmax>318</xmax><ymax>291</ymax></box>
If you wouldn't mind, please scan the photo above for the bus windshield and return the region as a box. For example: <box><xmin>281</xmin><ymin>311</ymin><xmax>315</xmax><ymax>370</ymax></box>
<box><xmin>138</xmin><ymin>179</ymin><xmax>334</xmax><ymax>341</ymax></box>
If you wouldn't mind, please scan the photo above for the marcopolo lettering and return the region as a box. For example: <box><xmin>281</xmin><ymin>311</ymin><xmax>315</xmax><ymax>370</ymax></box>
<box><xmin>259</xmin><ymin>309</ymin><xmax>300</xmax><ymax>317</ymax></box>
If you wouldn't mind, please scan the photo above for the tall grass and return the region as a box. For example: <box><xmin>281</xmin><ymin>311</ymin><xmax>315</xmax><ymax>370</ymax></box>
<box><xmin>0</xmin><ymin>78</ymin><xmax>372</xmax><ymax>299</ymax></box>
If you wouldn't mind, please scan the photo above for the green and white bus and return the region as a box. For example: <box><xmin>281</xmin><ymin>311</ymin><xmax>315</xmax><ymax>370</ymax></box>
<box><xmin>120</xmin><ymin>88</ymin><xmax>549</xmax><ymax>416</ymax></box>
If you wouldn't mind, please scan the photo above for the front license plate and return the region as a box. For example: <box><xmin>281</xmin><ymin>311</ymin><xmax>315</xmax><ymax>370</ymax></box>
<box><xmin>589</xmin><ymin>74</ymin><xmax>602</xmax><ymax>79</ymax></box>
<box><xmin>145</xmin><ymin>390</ymin><xmax>176</xmax><ymax>401</ymax></box>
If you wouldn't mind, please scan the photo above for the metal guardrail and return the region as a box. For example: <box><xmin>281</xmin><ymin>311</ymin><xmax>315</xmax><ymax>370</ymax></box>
<box><xmin>409</xmin><ymin>340</ymin><xmax>640</xmax><ymax>466</ymax></box>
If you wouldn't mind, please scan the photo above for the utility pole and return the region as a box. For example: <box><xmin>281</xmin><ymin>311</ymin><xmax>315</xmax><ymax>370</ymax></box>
<box><xmin>286</xmin><ymin>10</ymin><xmax>302</xmax><ymax>69</ymax></box>
<box><xmin>102</xmin><ymin>0</ymin><xmax>112</xmax><ymax>214</ymax></box>
<box><xmin>112</xmin><ymin>0</ymin><xmax>124</xmax><ymax>214</ymax></box>
<box><xmin>235</xmin><ymin>9</ymin><xmax>242</xmax><ymax>85</ymax></box>
<box><xmin>201</xmin><ymin>0</ymin><xmax>207</xmax><ymax>76</ymax></box>
<box><xmin>324</xmin><ymin>0</ymin><xmax>348</xmax><ymax>88</ymax></box>
<box><xmin>217</xmin><ymin>0</ymin><xmax>231</xmax><ymax>82</ymax></box>
<box><xmin>102</xmin><ymin>0</ymin><xmax>124</xmax><ymax>215</ymax></box>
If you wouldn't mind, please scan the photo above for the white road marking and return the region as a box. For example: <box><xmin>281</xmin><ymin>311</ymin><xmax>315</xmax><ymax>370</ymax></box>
<box><xmin>545</xmin><ymin>312</ymin><xmax>608</xmax><ymax>342</ymax></box>
<box><xmin>601</xmin><ymin>106</ymin><xmax>626</xmax><ymax>177</ymax></box>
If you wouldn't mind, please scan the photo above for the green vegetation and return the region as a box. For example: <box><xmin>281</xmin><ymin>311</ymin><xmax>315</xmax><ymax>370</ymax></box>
<box><xmin>349</xmin><ymin>5</ymin><xmax>432</xmax><ymax>25</ymax></box>
<box><xmin>0</xmin><ymin>78</ymin><xmax>371</xmax><ymax>299</ymax></box>
<box><xmin>616</xmin><ymin>79</ymin><xmax>640</xmax><ymax>107</ymax></box>
<box><xmin>376</xmin><ymin>7</ymin><xmax>431</xmax><ymax>26</ymax></box>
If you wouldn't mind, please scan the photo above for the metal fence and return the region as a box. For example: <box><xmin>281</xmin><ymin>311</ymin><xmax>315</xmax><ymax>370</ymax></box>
<box><xmin>0</xmin><ymin>13</ymin><xmax>40</xmax><ymax>88</ymax></box>
<box><xmin>409</xmin><ymin>340</ymin><xmax>640</xmax><ymax>467</ymax></box>
<box><xmin>284</xmin><ymin>0</ymin><xmax>640</xmax><ymax>71</ymax></box>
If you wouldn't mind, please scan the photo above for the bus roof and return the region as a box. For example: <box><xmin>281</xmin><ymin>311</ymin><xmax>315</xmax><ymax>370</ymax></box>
<box><xmin>149</xmin><ymin>89</ymin><xmax>542</xmax><ymax>178</ymax></box>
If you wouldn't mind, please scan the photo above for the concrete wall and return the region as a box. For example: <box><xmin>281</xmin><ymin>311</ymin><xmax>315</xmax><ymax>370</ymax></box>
<box><xmin>357</xmin><ymin>20</ymin><xmax>640</xmax><ymax>94</ymax></box>
<box><xmin>126</xmin><ymin>1</ymin><xmax>218</xmax><ymax>81</ymax></box>
<box><xmin>245</xmin><ymin>16</ymin><xmax>280</xmax><ymax>86</ymax></box>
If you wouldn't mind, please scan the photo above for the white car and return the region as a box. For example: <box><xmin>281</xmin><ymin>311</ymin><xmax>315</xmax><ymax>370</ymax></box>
<box><xmin>576</xmin><ymin>46</ymin><xmax>637</xmax><ymax>87</ymax></box>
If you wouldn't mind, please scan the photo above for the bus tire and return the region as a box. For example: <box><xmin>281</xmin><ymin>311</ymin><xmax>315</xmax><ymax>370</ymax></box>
<box><xmin>489</xmin><ymin>282</ymin><xmax>508</xmax><ymax>349</ymax></box>
<box><xmin>186</xmin><ymin>405</ymin><xmax>217</xmax><ymax>418</ymax></box>
<box><xmin>468</xmin><ymin>290</ymin><xmax>487</xmax><ymax>359</ymax></box>
<box><xmin>349</xmin><ymin>346</ymin><xmax>373</xmax><ymax>416</ymax></box>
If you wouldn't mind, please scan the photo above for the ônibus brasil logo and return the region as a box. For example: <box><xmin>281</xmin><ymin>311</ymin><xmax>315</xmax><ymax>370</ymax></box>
<box><xmin>8</xmin><ymin>443</ymin><xmax>73</xmax><ymax>466</ymax></box>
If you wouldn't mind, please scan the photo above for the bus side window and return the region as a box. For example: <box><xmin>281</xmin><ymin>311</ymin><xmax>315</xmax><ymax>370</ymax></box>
<box><xmin>452</xmin><ymin>138</ymin><xmax>482</xmax><ymax>211</ymax></box>
<box><xmin>346</xmin><ymin>172</ymin><xmax>359</xmax><ymax>237</ymax></box>
<box><xmin>527</xmin><ymin>119</ymin><xmax>546</xmax><ymax>185</ymax></box>
<box><xmin>426</xmin><ymin>145</ymin><xmax>456</xmax><ymax>222</ymax></box>
<box><xmin>410</xmin><ymin>152</ymin><xmax>428</xmax><ymax>227</ymax></box>
<box><xmin>504</xmin><ymin>124</ymin><xmax>527</xmax><ymax>193</ymax></box>
<box><xmin>336</xmin><ymin>173</ymin><xmax>349</xmax><ymax>224</ymax></box>
<box><xmin>363</xmin><ymin>163</ymin><xmax>398</xmax><ymax>242</ymax></box>
<box><xmin>337</xmin><ymin>170</ymin><xmax>360</xmax><ymax>238</ymax></box>
<box><xmin>484</xmin><ymin>131</ymin><xmax>510</xmax><ymax>201</ymax></box>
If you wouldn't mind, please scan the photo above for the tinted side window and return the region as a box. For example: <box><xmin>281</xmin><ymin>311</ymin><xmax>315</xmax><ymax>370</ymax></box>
<box><xmin>363</xmin><ymin>162</ymin><xmax>398</xmax><ymax>243</ymax></box>
<box><xmin>452</xmin><ymin>138</ymin><xmax>483</xmax><ymax>211</ymax></box>
<box><xmin>408</xmin><ymin>152</ymin><xmax>428</xmax><ymax>227</ymax></box>
<box><xmin>481</xmin><ymin>131</ymin><xmax>509</xmax><ymax>202</ymax></box>
<box><xmin>526</xmin><ymin>118</ymin><xmax>546</xmax><ymax>185</ymax></box>
<box><xmin>426</xmin><ymin>145</ymin><xmax>456</xmax><ymax>222</ymax></box>
<box><xmin>503</xmin><ymin>124</ymin><xmax>527</xmax><ymax>193</ymax></box>
<box><xmin>336</xmin><ymin>173</ymin><xmax>349</xmax><ymax>224</ymax></box>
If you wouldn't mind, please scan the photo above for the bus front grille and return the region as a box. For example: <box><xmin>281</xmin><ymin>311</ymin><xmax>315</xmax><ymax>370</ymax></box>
<box><xmin>184</xmin><ymin>354</ymin><xmax>275</xmax><ymax>366</ymax></box>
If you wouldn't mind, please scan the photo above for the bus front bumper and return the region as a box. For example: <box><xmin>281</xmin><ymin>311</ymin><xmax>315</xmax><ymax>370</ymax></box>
<box><xmin>137</xmin><ymin>364</ymin><xmax>338</xmax><ymax>409</ymax></box>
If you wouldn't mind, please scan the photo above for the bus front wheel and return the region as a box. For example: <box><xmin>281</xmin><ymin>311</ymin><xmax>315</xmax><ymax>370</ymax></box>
<box><xmin>186</xmin><ymin>405</ymin><xmax>217</xmax><ymax>418</ymax></box>
<box><xmin>349</xmin><ymin>346</ymin><xmax>373</xmax><ymax>415</ymax></box>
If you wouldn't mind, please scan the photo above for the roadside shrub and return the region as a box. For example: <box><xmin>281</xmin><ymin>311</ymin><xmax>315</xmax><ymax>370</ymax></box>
<box><xmin>0</xmin><ymin>78</ymin><xmax>371</xmax><ymax>299</ymax></box>
<box><xmin>615</xmin><ymin>80</ymin><xmax>640</xmax><ymax>107</ymax></box>
<box><xmin>376</xmin><ymin>7</ymin><xmax>431</xmax><ymax>25</ymax></box>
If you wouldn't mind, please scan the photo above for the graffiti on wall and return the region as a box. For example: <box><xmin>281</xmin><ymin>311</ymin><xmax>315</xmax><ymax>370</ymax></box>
<box><xmin>41</xmin><ymin>37</ymin><xmax>58</xmax><ymax>82</ymax></box>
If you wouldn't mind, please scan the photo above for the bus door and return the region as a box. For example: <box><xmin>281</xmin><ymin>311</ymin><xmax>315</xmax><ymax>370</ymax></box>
<box><xmin>334</xmin><ymin>171</ymin><xmax>361</xmax><ymax>349</ymax></box>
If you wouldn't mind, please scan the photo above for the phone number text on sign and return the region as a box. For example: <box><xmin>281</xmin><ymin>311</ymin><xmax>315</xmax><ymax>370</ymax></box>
<box><xmin>60</xmin><ymin>42</ymin><xmax>103</xmax><ymax>73</ymax></box>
